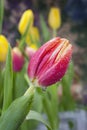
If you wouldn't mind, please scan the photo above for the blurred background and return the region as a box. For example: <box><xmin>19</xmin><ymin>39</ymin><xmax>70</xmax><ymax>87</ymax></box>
<box><xmin>2</xmin><ymin>0</ymin><xmax>87</xmax><ymax>103</ymax></box>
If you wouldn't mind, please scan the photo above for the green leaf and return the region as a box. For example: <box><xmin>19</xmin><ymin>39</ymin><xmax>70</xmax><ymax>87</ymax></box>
<box><xmin>19</xmin><ymin>18</ymin><xmax>32</xmax><ymax>52</ymax></box>
<box><xmin>40</xmin><ymin>15</ymin><xmax>50</xmax><ymax>42</ymax></box>
<box><xmin>0</xmin><ymin>0</ymin><xmax>4</xmax><ymax>33</ymax></box>
<box><xmin>26</xmin><ymin>110</ymin><xmax>52</xmax><ymax>130</ymax></box>
<box><xmin>0</xmin><ymin>69</ymin><xmax>4</xmax><ymax>110</ymax></box>
<box><xmin>2</xmin><ymin>45</ymin><xmax>13</xmax><ymax>112</ymax></box>
<box><xmin>62</xmin><ymin>61</ymin><xmax>74</xmax><ymax>87</ymax></box>
<box><xmin>61</xmin><ymin>61</ymin><xmax>75</xmax><ymax>111</ymax></box>
<box><xmin>0</xmin><ymin>86</ymin><xmax>35</xmax><ymax>130</ymax></box>
<box><xmin>13</xmin><ymin>64</ymin><xmax>28</xmax><ymax>99</ymax></box>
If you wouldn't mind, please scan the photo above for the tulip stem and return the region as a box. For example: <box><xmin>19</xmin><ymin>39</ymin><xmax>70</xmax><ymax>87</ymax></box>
<box><xmin>24</xmin><ymin>85</ymin><xmax>35</xmax><ymax>96</ymax></box>
<box><xmin>24</xmin><ymin>74</ymin><xmax>36</xmax><ymax>96</ymax></box>
<box><xmin>53</xmin><ymin>29</ymin><xmax>57</xmax><ymax>37</ymax></box>
<box><xmin>0</xmin><ymin>0</ymin><xmax>4</xmax><ymax>33</ymax></box>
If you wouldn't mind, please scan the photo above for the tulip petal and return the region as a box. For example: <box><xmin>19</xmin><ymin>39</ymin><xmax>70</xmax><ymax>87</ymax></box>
<box><xmin>28</xmin><ymin>37</ymin><xmax>60</xmax><ymax>79</ymax></box>
<box><xmin>38</xmin><ymin>48</ymin><xmax>72</xmax><ymax>87</ymax></box>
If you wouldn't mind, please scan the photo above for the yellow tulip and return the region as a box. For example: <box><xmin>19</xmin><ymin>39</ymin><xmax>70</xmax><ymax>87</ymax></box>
<box><xmin>30</xmin><ymin>27</ymin><xmax>40</xmax><ymax>42</ymax></box>
<box><xmin>18</xmin><ymin>10</ymin><xmax>34</xmax><ymax>34</ymax></box>
<box><xmin>0</xmin><ymin>35</ymin><xmax>8</xmax><ymax>62</ymax></box>
<box><xmin>48</xmin><ymin>7</ymin><xmax>61</xmax><ymax>30</ymax></box>
<box><xmin>30</xmin><ymin>44</ymin><xmax>38</xmax><ymax>50</ymax></box>
<box><xmin>26</xmin><ymin>26</ymin><xmax>40</xmax><ymax>47</ymax></box>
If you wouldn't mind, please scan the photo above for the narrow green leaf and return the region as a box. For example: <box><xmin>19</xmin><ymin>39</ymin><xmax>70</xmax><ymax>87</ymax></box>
<box><xmin>19</xmin><ymin>18</ymin><xmax>32</xmax><ymax>51</ymax></box>
<box><xmin>62</xmin><ymin>61</ymin><xmax>74</xmax><ymax>87</ymax></box>
<box><xmin>2</xmin><ymin>45</ymin><xmax>13</xmax><ymax>112</ymax></box>
<box><xmin>26</xmin><ymin>110</ymin><xmax>52</xmax><ymax>130</ymax></box>
<box><xmin>61</xmin><ymin>61</ymin><xmax>75</xmax><ymax>111</ymax></box>
<box><xmin>40</xmin><ymin>15</ymin><xmax>50</xmax><ymax>42</ymax></box>
<box><xmin>0</xmin><ymin>69</ymin><xmax>4</xmax><ymax>110</ymax></box>
<box><xmin>0</xmin><ymin>0</ymin><xmax>4</xmax><ymax>33</ymax></box>
<box><xmin>13</xmin><ymin>64</ymin><xmax>28</xmax><ymax>99</ymax></box>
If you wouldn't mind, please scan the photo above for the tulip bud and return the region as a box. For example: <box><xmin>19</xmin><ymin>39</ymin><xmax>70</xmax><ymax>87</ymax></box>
<box><xmin>26</xmin><ymin>26</ymin><xmax>40</xmax><ymax>46</ymax></box>
<box><xmin>28</xmin><ymin>37</ymin><xmax>72</xmax><ymax>87</ymax></box>
<box><xmin>18</xmin><ymin>10</ymin><xmax>34</xmax><ymax>34</ymax></box>
<box><xmin>0</xmin><ymin>35</ymin><xmax>8</xmax><ymax>62</ymax></box>
<box><xmin>12</xmin><ymin>47</ymin><xmax>24</xmax><ymax>72</ymax></box>
<box><xmin>25</xmin><ymin>46</ymin><xmax>36</xmax><ymax>59</ymax></box>
<box><xmin>48</xmin><ymin>7</ymin><xmax>61</xmax><ymax>30</ymax></box>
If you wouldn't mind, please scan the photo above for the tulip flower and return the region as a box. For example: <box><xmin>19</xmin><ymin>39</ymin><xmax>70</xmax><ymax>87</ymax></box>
<box><xmin>48</xmin><ymin>7</ymin><xmax>61</xmax><ymax>30</ymax></box>
<box><xmin>18</xmin><ymin>10</ymin><xmax>34</xmax><ymax>34</ymax></box>
<box><xmin>28</xmin><ymin>37</ymin><xmax>72</xmax><ymax>87</ymax></box>
<box><xmin>12</xmin><ymin>47</ymin><xmax>24</xmax><ymax>72</ymax></box>
<box><xmin>31</xmin><ymin>26</ymin><xmax>40</xmax><ymax>42</ymax></box>
<box><xmin>25</xmin><ymin>46</ymin><xmax>36</xmax><ymax>59</ymax></box>
<box><xmin>26</xmin><ymin>26</ymin><xmax>40</xmax><ymax>46</ymax></box>
<box><xmin>0</xmin><ymin>35</ymin><xmax>8</xmax><ymax>62</ymax></box>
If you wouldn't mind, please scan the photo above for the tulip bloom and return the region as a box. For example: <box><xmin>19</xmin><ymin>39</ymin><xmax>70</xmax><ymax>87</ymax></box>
<box><xmin>26</xmin><ymin>26</ymin><xmax>40</xmax><ymax>46</ymax></box>
<box><xmin>18</xmin><ymin>10</ymin><xmax>34</xmax><ymax>34</ymax></box>
<box><xmin>25</xmin><ymin>46</ymin><xmax>36</xmax><ymax>59</ymax></box>
<box><xmin>28</xmin><ymin>37</ymin><xmax>72</xmax><ymax>87</ymax></box>
<box><xmin>12</xmin><ymin>47</ymin><xmax>24</xmax><ymax>72</ymax></box>
<box><xmin>48</xmin><ymin>7</ymin><xmax>61</xmax><ymax>30</ymax></box>
<box><xmin>0</xmin><ymin>35</ymin><xmax>8</xmax><ymax>62</ymax></box>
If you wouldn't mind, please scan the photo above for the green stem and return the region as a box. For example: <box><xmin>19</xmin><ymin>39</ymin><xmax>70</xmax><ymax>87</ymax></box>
<box><xmin>53</xmin><ymin>29</ymin><xmax>57</xmax><ymax>37</ymax></box>
<box><xmin>0</xmin><ymin>0</ymin><xmax>4</xmax><ymax>33</ymax></box>
<box><xmin>24</xmin><ymin>85</ymin><xmax>35</xmax><ymax>96</ymax></box>
<box><xmin>42</xmin><ymin>93</ymin><xmax>54</xmax><ymax>129</ymax></box>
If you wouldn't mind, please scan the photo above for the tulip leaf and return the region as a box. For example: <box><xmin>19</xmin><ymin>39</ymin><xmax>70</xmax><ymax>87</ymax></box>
<box><xmin>62</xmin><ymin>61</ymin><xmax>74</xmax><ymax>87</ymax></box>
<box><xmin>13</xmin><ymin>64</ymin><xmax>28</xmax><ymax>99</ymax></box>
<box><xmin>19</xmin><ymin>18</ymin><xmax>32</xmax><ymax>51</ymax></box>
<box><xmin>0</xmin><ymin>69</ymin><xmax>4</xmax><ymax>111</ymax></box>
<box><xmin>0</xmin><ymin>0</ymin><xmax>4</xmax><ymax>33</ymax></box>
<box><xmin>2</xmin><ymin>45</ymin><xmax>13</xmax><ymax>113</ymax></box>
<box><xmin>40</xmin><ymin>15</ymin><xmax>50</xmax><ymax>42</ymax></box>
<box><xmin>26</xmin><ymin>110</ymin><xmax>52</xmax><ymax>130</ymax></box>
<box><xmin>61</xmin><ymin>61</ymin><xmax>75</xmax><ymax>111</ymax></box>
<box><xmin>0</xmin><ymin>86</ymin><xmax>34</xmax><ymax>130</ymax></box>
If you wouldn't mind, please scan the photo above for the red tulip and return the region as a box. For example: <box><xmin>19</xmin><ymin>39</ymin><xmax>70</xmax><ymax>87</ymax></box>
<box><xmin>28</xmin><ymin>37</ymin><xmax>72</xmax><ymax>87</ymax></box>
<box><xmin>12</xmin><ymin>47</ymin><xmax>24</xmax><ymax>72</ymax></box>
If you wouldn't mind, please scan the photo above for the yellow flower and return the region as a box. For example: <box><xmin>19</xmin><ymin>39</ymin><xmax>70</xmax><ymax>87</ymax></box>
<box><xmin>30</xmin><ymin>44</ymin><xmax>38</xmax><ymax>50</ymax></box>
<box><xmin>31</xmin><ymin>27</ymin><xmax>40</xmax><ymax>42</ymax></box>
<box><xmin>26</xmin><ymin>26</ymin><xmax>40</xmax><ymax>46</ymax></box>
<box><xmin>48</xmin><ymin>7</ymin><xmax>61</xmax><ymax>30</ymax></box>
<box><xmin>18</xmin><ymin>10</ymin><xmax>34</xmax><ymax>34</ymax></box>
<box><xmin>0</xmin><ymin>35</ymin><xmax>8</xmax><ymax>62</ymax></box>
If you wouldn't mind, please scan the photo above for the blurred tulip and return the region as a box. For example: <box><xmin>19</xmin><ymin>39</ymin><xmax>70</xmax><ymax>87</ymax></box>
<box><xmin>12</xmin><ymin>47</ymin><xmax>24</xmax><ymax>72</ymax></box>
<box><xmin>25</xmin><ymin>46</ymin><xmax>36</xmax><ymax>59</ymax></box>
<box><xmin>71</xmin><ymin>83</ymin><xmax>82</xmax><ymax>101</ymax></box>
<box><xmin>48</xmin><ymin>7</ymin><xmax>61</xmax><ymax>30</ymax></box>
<box><xmin>31</xmin><ymin>26</ymin><xmax>40</xmax><ymax>42</ymax></box>
<box><xmin>18</xmin><ymin>10</ymin><xmax>34</xmax><ymax>34</ymax></box>
<box><xmin>0</xmin><ymin>35</ymin><xmax>8</xmax><ymax>62</ymax></box>
<box><xmin>26</xmin><ymin>26</ymin><xmax>40</xmax><ymax>46</ymax></box>
<box><xmin>28</xmin><ymin>37</ymin><xmax>72</xmax><ymax>87</ymax></box>
<box><xmin>58</xmin><ymin>83</ymin><xmax>82</xmax><ymax>101</ymax></box>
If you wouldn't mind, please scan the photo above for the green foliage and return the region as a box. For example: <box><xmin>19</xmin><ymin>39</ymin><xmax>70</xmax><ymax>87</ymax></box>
<box><xmin>26</xmin><ymin>110</ymin><xmax>52</xmax><ymax>130</ymax></box>
<box><xmin>0</xmin><ymin>87</ymin><xmax>34</xmax><ymax>130</ymax></box>
<box><xmin>13</xmin><ymin>64</ymin><xmax>28</xmax><ymax>99</ymax></box>
<box><xmin>42</xmin><ymin>84</ymin><xmax>59</xmax><ymax>130</ymax></box>
<box><xmin>0</xmin><ymin>0</ymin><xmax>4</xmax><ymax>33</ymax></box>
<box><xmin>19</xmin><ymin>18</ymin><xmax>32</xmax><ymax>52</ymax></box>
<box><xmin>40</xmin><ymin>15</ymin><xmax>50</xmax><ymax>42</ymax></box>
<box><xmin>2</xmin><ymin>45</ymin><xmax>13</xmax><ymax>112</ymax></box>
<box><xmin>60</xmin><ymin>61</ymin><xmax>76</xmax><ymax>111</ymax></box>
